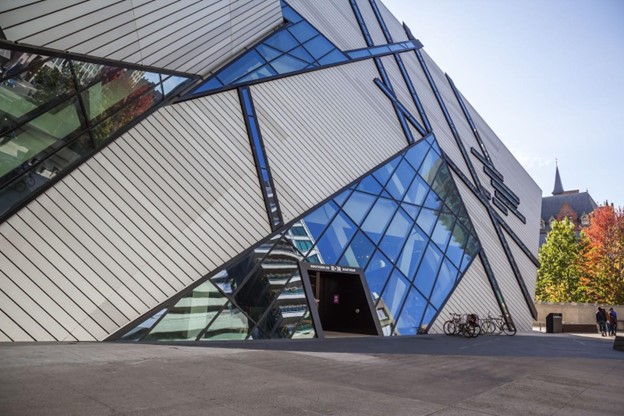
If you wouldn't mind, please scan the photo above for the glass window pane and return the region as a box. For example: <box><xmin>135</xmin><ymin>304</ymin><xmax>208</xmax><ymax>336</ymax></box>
<box><xmin>379</xmin><ymin>207</ymin><xmax>411</xmax><ymax>262</ymax></box>
<box><xmin>192</xmin><ymin>77</ymin><xmax>223</xmax><ymax>94</ymax></box>
<box><xmin>201</xmin><ymin>302</ymin><xmax>250</xmax><ymax>340</ymax></box>
<box><xmin>264</xmin><ymin>31</ymin><xmax>299</xmax><ymax>53</ymax></box>
<box><xmin>81</xmin><ymin>68</ymin><xmax>162</xmax><ymax>122</ymax></box>
<box><xmin>119</xmin><ymin>308</ymin><xmax>166</xmax><ymax>341</ymax></box>
<box><xmin>395</xmin><ymin>288</ymin><xmax>427</xmax><ymax>336</ymax></box>
<box><xmin>333</xmin><ymin>188</ymin><xmax>352</xmax><ymax>207</ymax></box>
<box><xmin>0</xmin><ymin>97</ymin><xmax>81</xmax><ymax>177</ymax></box>
<box><xmin>292</xmin><ymin>310</ymin><xmax>316</xmax><ymax>339</ymax></box>
<box><xmin>381</xmin><ymin>269</ymin><xmax>409</xmax><ymax>322</ymax></box>
<box><xmin>403</xmin><ymin>175</ymin><xmax>429</xmax><ymax>206</ymax></box>
<box><xmin>217</xmin><ymin>50</ymin><xmax>266</xmax><ymax>84</ymax></box>
<box><xmin>235</xmin><ymin>64</ymin><xmax>279</xmax><ymax>83</ymax></box>
<box><xmin>256</xmin><ymin>44</ymin><xmax>283</xmax><ymax>62</ymax></box>
<box><xmin>418</xmin><ymin>149</ymin><xmax>442</xmax><ymax>186</ymax></box>
<box><xmin>365</xmin><ymin>249</ymin><xmax>393</xmax><ymax>301</ymax></box>
<box><xmin>288</xmin><ymin>46</ymin><xmax>315</xmax><ymax>64</ymax></box>
<box><xmin>288</xmin><ymin>22</ymin><xmax>318</xmax><ymax>43</ymax></box>
<box><xmin>431</xmin><ymin>213</ymin><xmax>455</xmax><ymax>251</ymax></box>
<box><xmin>361</xmin><ymin>198</ymin><xmax>397</xmax><ymax>244</ymax></box>
<box><xmin>339</xmin><ymin>230</ymin><xmax>375</xmax><ymax>268</ymax></box>
<box><xmin>282</xmin><ymin>5</ymin><xmax>303</xmax><ymax>23</ymax></box>
<box><xmin>413</xmin><ymin>244</ymin><xmax>443</xmax><ymax>297</ymax></box>
<box><xmin>400</xmin><ymin>203</ymin><xmax>420</xmax><ymax>220</ymax></box>
<box><xmin>317</xmin><ymin>49</ymin><xmax>348</xmax><ymax>65</ymax></box>
<box><xmin>431</xmin><ymin>164</ymin><xmax>453</xmax><ymax>201</ymax></box>
<box><xmin>404</xmin><ymin>140</ymin><xmax>429</xmax><ymax>171</ymax></box>
<box><xmin>302</xmin><ymin>201</ymin><xmax>338</xmax><ymax>241</ymax></box>
<box><xmin>460</xmin><ymin>236</ymin><xmax>480</xmax><ymax>273</ymax></box>
<box><xmin>303</xmin><ymin>36</ymin><xmax>334</xmax><ymax>58</ymax></box>
<box><xmin>161</xmin><ymin>75</ymin><xmax>188</xmax><ymax>94</ymax></box>
<box><xmin>314</xmin><ymin>210</ymin><xmax>357</xmax><ymax>264</ymax></box>
<box><xmin>423</xmin><ymin>189</ymin><xmax>443</xmax><ymax>211</ymax></box>
<box><xmin>269</xmin><ymin>53</ymin><xmax>308</xmax><ymax>73</ymax></box>
<box><xmin>356</xmin><ymin>175</ymin><xmax>383</xmax><ymax>195</ymax></box>
<box><xmin>446</xmin><ymin>222</ymin><xmax>468</xmax><ymax>268</ymax></box>
<box><xmin>342</xmin><ymin>190</ymin><xmax>376</xmax><ymax>225</ymax></box>
<box><xmin>416</xmin><ymin>207</ymin><xmax>438</xmax><ymax>235</ymax></box>
<box><xmin>420</xmin><ymin>304</ymin><xmax>438</xmax><ymax>331</ymax></box>
<box><xmin>347</xmin><ymin>49</ymin><xmax>371</xmax><ymax>59</ymax></box>
<box><xmin>385</xmin><ymin>159</ymin><xmax>415</xmax><ymax>201</ymax></box>
<box><xmin>396</xmin><ymin>225</ymin><xmax>428</xmax><ymax>280</ymax></box>
<box><xmin>430</xmin><ymin>259</ymin><xmax>458</xmax><ymax>308</ymax></box>
<box><xmin>145</xmin><ymin>281</ymin><xmax>228</xmax><ymax>341</ymax></box>
<box><xmin>373</xmin><ymin>157</ymin><xmax>399</xmax><ymax>186</ymax></box>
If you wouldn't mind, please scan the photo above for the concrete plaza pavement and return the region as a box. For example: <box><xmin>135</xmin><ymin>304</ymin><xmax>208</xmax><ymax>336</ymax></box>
<box><xmin>1</xmin><ymin>331</ymin><xmax>622</xmax><ymax>416</ymax></box>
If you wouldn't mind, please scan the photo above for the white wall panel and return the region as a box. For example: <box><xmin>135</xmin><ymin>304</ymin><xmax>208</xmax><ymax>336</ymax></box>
<box><xmin>0</xmin><ymin>90</ymin><xmax>271</xmax><ymax>341</ymax></box>
<box><xmin>462</xmin><ymin>94</ymin><xmax>542</xmax><ymax>254</ymax></box>
<box><xmin>504</xmin><ymin>229</ymin><xmax>538</xmax><ymax>299</ymax></box>
<box><xmin>355</xmin><ymin>0</ymin><xmax>386</xmax><ymax>45</ymax></box>
<box><xmin>0</xmin><ymin>0</ymin><xmax>282</xmax><ymax>75</ymax></box>
<box><xmin>430</xmin><ymin>257</ymin><xmax>500</xmax><ymax>334</ymax></box>
<box><xmin>252</xmin><ymin>60</ymin><xmax>407</xmax><ymax>222</ymax></box>
<box><xmin>377</xmin><ymin>0</ymin><xmax>408</xmax><ymax>42</ymax></box>
<box><xmin>398</xmin><ymin>51</ymin><xmax>474</xmax><ymax>182</ymax></box>
<box><xmin>379</xmin><ymin>55</ymin><xmax>424</xmax><ymax>130</ymax></box>
<box><xmin>287</xmin><ymin>0</ymin><xmax>367</xmax><ymax>50</ymax></box>
<box><xmin>454</xmin><ymin>175</ymin><xmax>534</xmax><ymax>331</ymax></box>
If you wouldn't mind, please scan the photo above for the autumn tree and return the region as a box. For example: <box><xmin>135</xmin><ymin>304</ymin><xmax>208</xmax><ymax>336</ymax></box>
<box><xmin>536</xmin><ymin>217</ymin><xmax>587</xmax><ymax>302</ymax></box>
<box><xmin>578</xmin><ymin>205</ymin><xmax>624</xmax><ymax>304</ymax></box>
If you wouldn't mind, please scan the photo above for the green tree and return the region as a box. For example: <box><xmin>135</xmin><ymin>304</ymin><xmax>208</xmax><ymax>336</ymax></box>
<box><xmin>536</xmin><ymin>218</ymin><xmax>587</xmax><ymax>302</ymax></box>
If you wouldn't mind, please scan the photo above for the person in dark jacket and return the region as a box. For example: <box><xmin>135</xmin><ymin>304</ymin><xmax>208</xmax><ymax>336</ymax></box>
<box><xmin>608</xmin><ymin>308</ymin><xmax>617</xmax><ymax>336</ymax></box>
<box><xmin>596</xmin><ymin>307</ymin><xmax>607</xmax><ymax>336</ymax></box>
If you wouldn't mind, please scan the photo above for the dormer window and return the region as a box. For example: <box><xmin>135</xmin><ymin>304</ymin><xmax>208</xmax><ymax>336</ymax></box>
<box><xmin>540</xmin><ymin>219</ymin><xmax>545</xmax><ymax>230</ymax></box>
<box><xmin>581</xmin><ymin>214</ymin><xmax>589</xmax><ymax>226</ymax></box>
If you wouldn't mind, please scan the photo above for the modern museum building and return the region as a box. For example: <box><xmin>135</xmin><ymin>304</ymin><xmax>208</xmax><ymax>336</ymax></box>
<box><xmin>0</xmin><ymin>0</ymin><xmax>541</xmax><ymax>342</ymax></box>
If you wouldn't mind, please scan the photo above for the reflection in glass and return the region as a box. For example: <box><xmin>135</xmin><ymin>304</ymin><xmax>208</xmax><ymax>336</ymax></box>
<box><xmin>413</xmin><ymin>244</ymin><xmax>443</xmax><ymax>297</ymax></box>
<box><xmin>201</xmin><ymin>302</ymin><xmax>249</xmax><ymax>340</ymax></box>
<box><xmin>342</xmin><ymin>191</ymin><xmax>376</xmax><ymax>225</ymax></box>
<box><xmin>381</xmin><ymin>269</ymin><xmax>409</xmax><ymax>321</ymax></box>
<box><xmin>365</xmin><ymin>249</ymin><xmax>393</xmax><ymax>299</ymax></box>
<box><xmin>313</xmin><ymin>210</ymin><xmax>356</xmax><ymax>265</ymax></box>
<box><xmin>396</xmin><ymin>226</ymin><xmax>428</xmax><ymax>280</ymax></box>
<box><xmin>339</xmin><ymin>230</ymin><xmax>375</xmax><ymax>268</ymax></box>
<box><xmin>395</xmin><ymin>288</ymin><xmax>427</xmax><ymax>335</ymax></box>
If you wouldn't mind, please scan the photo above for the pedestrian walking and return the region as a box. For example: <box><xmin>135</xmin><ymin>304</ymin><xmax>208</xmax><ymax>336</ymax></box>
<box><xmin>596</xmin><ymin>307</ymin><xmax>607</xmax><ymax>336</ymax></box>
<box><xmin>608</xmin><ymin>308</ymin><xmax>617</xmax><ymax>336</ymax></box>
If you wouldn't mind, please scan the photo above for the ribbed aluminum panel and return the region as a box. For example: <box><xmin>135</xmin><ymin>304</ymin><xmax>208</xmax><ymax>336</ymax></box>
<box><xmin>398</xmin><ymin>50</ymin><xmax>474</xmax><ymax>181</ymax></box>
<box><xmin>0</xmin><ymin>0</ymin><xmax>282</xmax><ymax>75</ymax></box>
<box><xmin>454</xmin><ymin>176</ymin><xmax>534</xmax><ymax>331</ymax></box>
<box><xmin>379</xmin><ymin>55</ymin><xmax>424</xmax><ymax>129</ymax></box>
<box><xmin>462</xmin><ymin>95</ymin><xmax>542</xmax><ymax>254</ymax></box>
<box><xmin>504</xmin><ymin>229</ymin><xmax>538</xmax><ymax>299</ymax></box>
<box><xmin>287</xmin><ymin>0</ymin><xmax>367</xmax><ymax>50</ymax></box>
<box><xmin>251</xmin><ymin>59</ymin><xmax>407</xmax><ymax>223</ymax></box>
<box><xmin>355</xmin><ymin>0</ymin><xmax>386</xmax><ymax>45</ymax></box>
<box><xmin>0</xmin><ymin>90</ymin><xmax>271</xmax><ymax>341</ymax></box>
<box><xmin>430</xmin><ymin>257</ymin><xmax>500</xmax><ymax>334</ymax></box>
<box><xmin>376</xmin><ymin>0</ymin><xmax>408</xmax><ymax>42</ymax></box>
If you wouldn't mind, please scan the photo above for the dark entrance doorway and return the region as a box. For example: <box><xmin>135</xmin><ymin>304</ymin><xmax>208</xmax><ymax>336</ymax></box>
<box><xmin>303</xmin><ymin>264</ymin><xmax>380</xmax><ymax>337</ymax></box>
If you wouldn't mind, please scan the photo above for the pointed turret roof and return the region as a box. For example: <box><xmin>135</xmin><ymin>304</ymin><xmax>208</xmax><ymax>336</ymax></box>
<box><xmin>552</xmin><ymin>163</ymin><xmax>564</xmax><ymax>195</ymax></box>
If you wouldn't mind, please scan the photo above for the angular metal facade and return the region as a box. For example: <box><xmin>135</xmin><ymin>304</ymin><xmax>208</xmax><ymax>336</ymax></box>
<box><xmin>0</xmin><ymin>0</ymin><xmax>540</xmax><ymax>342</ymax></box>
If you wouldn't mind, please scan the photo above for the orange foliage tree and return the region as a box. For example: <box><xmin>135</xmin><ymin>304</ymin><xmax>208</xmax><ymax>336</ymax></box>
<box><xmin>579</xmin><ymin>205</ymin><xmax>624</xmax><ymax>304</ymax></box>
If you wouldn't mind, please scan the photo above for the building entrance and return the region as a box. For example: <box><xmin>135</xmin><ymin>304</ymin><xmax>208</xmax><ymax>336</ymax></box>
<box><xmin>304</xmin><ymin>265</ymin><xmax>380</xmax><ymax>337</ymax></box>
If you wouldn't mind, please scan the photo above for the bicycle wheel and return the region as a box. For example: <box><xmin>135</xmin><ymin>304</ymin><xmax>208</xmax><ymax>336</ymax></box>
<box><xmin>481</xmin><ymin>321</ymin><xmax>494</xmax><ymax>335</ymax></box>
<box><xmin>502</xmin><ymin>323</ymin><xmax>516</xmax><ymax>336</ymax></box>
<box><xmin>471</xmin><ymin>324</ymin><xmax>482</xmax><ymax>338</ymax></box>
<box><xmin>443</xmin><ymin>320</ymin><xmax>456</xmax><ymax>336</ymax></box>
<box><xmin>462</xmin><ymin>324</ymin><xmax>475</xmax><ymax>338</ymax></box>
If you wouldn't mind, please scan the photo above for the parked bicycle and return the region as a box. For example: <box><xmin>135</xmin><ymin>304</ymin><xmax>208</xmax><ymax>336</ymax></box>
<box><xmin>443</xmin><ymin>313</ymin><xmax>481</xmax><ymax>338</ymax></box>
<box><xmin>480</xmin><ymin>312</ymin><xmax>516</xmax><ymax>336</ymax></box>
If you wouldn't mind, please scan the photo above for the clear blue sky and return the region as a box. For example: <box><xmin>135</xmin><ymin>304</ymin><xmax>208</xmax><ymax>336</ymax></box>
<box><xmin>383</xmin><ymin>0</ymin><xmax>624</xmax><ymax>208</ymax></box>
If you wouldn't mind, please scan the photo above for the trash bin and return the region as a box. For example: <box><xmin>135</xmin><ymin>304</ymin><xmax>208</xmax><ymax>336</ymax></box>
<box><xmin>546</xmin><ymin>313</ymin><xmax>563</xmax><ymax>333</ymax></box>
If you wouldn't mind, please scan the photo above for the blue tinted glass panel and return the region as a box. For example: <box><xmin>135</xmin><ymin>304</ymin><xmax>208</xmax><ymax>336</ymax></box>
<box><xmin>270</xmin><ymin>54</ymin><xmax>308</xmax><ymax>73</ymax></box>
<box><xmin>416</xmin><ymin>207</ymin><xmax>437</xmax><ymax>235</ymax></box>
<box><xmin>361</xmin><ymin>198</ymin><xmax>398</xmax><ymax>244</ymax></box>
<box><xmin>431</xmin><ymin>213</ymin><xmax>455</xmax><ymax>251</ymax></box>
<box><xmin>264</xmin><ymin>30</ymin><xmax>299</xmax><ymax>53</ymax></box>
<box><xmin>356</xmin><ymin>175</ymin><xmax>383</xmax><ymax>195</ymax></box>
<box><xmin>314</xmin><ymin>210</ymin><xmax>357</xmax><ymax>264</ymax></box>
<box><xmin>295</xmin><ymin>240</ymin><xmax>313</xmax><ymax>251</ymax></box>
<box><xmin>365</xmin><ymin>250</ymin><xmax>393</xmax><ymax>300</ymax></box>
<box><xmin>161</xmin><ymin>75</ymin><xmax>187</xmax><ymax>94</ymax></box>
<box><xmin>446</xmin><ymin>222</ymin><xmax>468</xmax><ymax>268</ymax></box>
<box><xmin>423</xmin><ymin>189</ymin><xmax>443</xmax><ymax>211</ymax></box>
<box><xmin>339</xmin><ymin>231</ymin><xmax>375</xmax><ymax>268</ymax></box>
<box><xmin>404</xmin><ymin>140</ymin><xmax>429</xmax><ymax>171</ymax></box>
<box><xmin>400</xmin><ymin>203</ymin><xmax>420</xmax><ymax>220</ymax></box>
<box><xmin>119</xmin><ymin>308</ymin><xmax>166</xmax><ymax>341</ymax></box>
<box><xmin>420</xmin><ymin>304</ymin><xmax>438</xmax><ymax>331</ymax></box>
<box><xmin>396</xmin><ymin>226</ymin><xmax>428</xmax><ymax>280</ymax></box>
<box><xmin>317</xmin><ymin>49</ymin><xmax>348</xmax><ymax>65</ymax></box>
<box><xmin>373</xmin><ymin>157</ymin><xmax>399</xmax><ymax>186</ymax></box>
<box><xmin>395</xmin><ymin>288</ymin><xmax>427</xmax><ymax>335</ymax></box>
<box><xmin>403</xmin><ymin>175</ymin><xmax>429</xmax><ymax>206</ymax></box>
<box><xmin>288</xmin><ymin>22</ymin><xmax>318</xmax><ymax>43</ymax></box>
<box><xmin>347</xmin><ymin>49</ymin><xmax>371</xmax><ymax>59</ymax></box>
<box><xmin>413</xmin><ymin>244</ymin><xmax>443</xmax><ymax>297</ymax></box>
<box><xmin>342</xmin><ymin>191</ymin><xmax>376</xmax><ymax>225</ymax></box>
<box><xmin>418</xmin><ymin>150</ymin><xmax>442</xmax><ymax>186</ymax></box>
<box><xmin>217</xmin><ymin>50</ymin><xmax>265</xmax><ymax>84</ymax></box>
<box><xmin>333</xmin><ymin>188</ymin><xmax>352</xmax><ymax>207</ymax></box>
<box><xmin>381</xmin><ymin>269</ymin><xmax>410</xmax><ymax>321</ymax></box>
<box><xmin>385</xmin><ymin>159</ymin><xmax>416</xmax><ymax>201</ymax></box>
<box><xmin>430</xmin><ymin>259</ymin><xmax>458</xmax><ymax>308</ymax></box>
<box><xmin>288</xmin><ymin>46</ymin><xmax>315</xmax><ymax>63</ymax></box>
<box><xmin>282</xmin><ymin>4</ymin><xmax>303</xmax><ymax>23</ymax></box>
<box><xmin>237</xmin><ymin>64</ymin><xmax>278</xmax><ymax>82</ymax></box>
<box><xmin>193</xmin><ymin>77</ymin><xmax>223</xmax><ymax>94</ymax></box>
<box><xmin>256</xmin><ymin>44</ymin><xmax>283</xmax><ymax>61</ymax></box>
<box><xmin>460</xmin><ymin>236</ymin><xmax>480</xmax><ymax>274</ymax></box>
<box><xmin>369</xmin><ymin>45</ymin><xmax>390</xmax><ymax>55</ymax></box>
<box><xmin>302</xmin><ymin>201</ymin><xmax>338</xmax><ymax>240</ymax></box>
<box><xmin>303</xmin><ymin>36</ymin><xmax>334</xmax><ymax>58</ymax></box>
<box><xmin>379</xmin><ymin>208</ymin><xmax>411</xmax><ymax>262</ymax></box>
